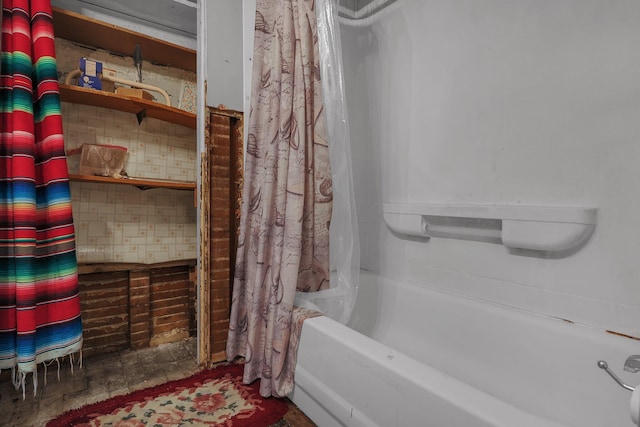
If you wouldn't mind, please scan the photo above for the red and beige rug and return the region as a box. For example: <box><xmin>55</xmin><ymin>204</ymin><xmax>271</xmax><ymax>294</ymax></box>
<box><xmin>46</xmin><ymin>363</ymin><xmax>289</xmax><ymax>427</ymax></box>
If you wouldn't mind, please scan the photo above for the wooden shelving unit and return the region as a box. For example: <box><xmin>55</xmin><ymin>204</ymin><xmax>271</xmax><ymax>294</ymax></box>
<box><xmin>54</xmin><ymin>6</ymin><xmax>198</xmax><ymax>189</ymax></box>
<box><xmin>69</xmin><ymin>174</ymin><xmax>196</xmax><ymax>191</ymax></box>
<box><xmin>59</xmin><ymin>84</ymin><xmax>196</xmax><ymax>129</ymax></box>
<box><xmin>55</xmin><ymin>7</ymin><xmax>203</xmax><ymax>356</ymax></box>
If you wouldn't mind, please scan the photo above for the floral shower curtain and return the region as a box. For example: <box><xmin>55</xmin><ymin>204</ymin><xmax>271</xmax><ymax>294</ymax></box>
<box><xmin>0</xmin><ymin>0</ymin><xmax>82</xmax><ymax>396</ymax></box>
<box><xmin>226</xmin><ymin>0</ymin><xmax>331</xmax><ymax>397</ymax></box>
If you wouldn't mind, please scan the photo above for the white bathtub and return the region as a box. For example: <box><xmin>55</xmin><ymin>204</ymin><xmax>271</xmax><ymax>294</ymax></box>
<box><xmin>291</xmin><ymin>271</ymin><xmax>639</xmax><ymax>427</ymax></box>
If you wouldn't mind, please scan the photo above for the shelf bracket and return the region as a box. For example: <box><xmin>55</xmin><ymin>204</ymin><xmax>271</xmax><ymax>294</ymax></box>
<box><xmin>136</xmin><ymin>109</ymin><xmax>147</xmax><ymax>125</ymax></box>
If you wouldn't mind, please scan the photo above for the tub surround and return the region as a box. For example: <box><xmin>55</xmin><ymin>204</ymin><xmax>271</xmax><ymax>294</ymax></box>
<box><xmin>342</xmin><ymin>0</ymin><xmax>640</xmax><ymax>340</ymax></box>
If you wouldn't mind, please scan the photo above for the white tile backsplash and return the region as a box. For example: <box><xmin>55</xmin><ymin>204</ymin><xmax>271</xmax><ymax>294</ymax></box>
<box><xmin>70</xmin><ymin>182</ymin><xmax>197</xmax><ymax>264</ymax></box>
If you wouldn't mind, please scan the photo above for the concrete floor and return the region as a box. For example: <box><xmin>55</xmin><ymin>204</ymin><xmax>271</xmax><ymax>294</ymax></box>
<box><xmin>0</xmin><ymin>338</ymin><xmax>315</xmax><ymax>427</ymax></box>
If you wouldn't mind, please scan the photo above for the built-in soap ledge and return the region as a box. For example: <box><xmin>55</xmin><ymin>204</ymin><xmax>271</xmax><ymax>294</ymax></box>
<box><xmin>383</xmin><ymin>203</ymin><xmax>597</xmax><ymax>253</ymax></box>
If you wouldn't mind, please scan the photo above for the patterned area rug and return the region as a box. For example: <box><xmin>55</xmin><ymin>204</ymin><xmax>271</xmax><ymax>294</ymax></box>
<box><xmin>46</xmin><ymin>363</ymin><xmax>289</xmax><ymax>426</ymax></box>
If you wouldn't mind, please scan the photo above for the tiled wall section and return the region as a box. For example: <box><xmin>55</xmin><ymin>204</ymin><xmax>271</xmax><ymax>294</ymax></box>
<box><xmin>70</xmin><ymin>182</ymin><xmax>196</xmax><ymax>263</ymax></box>
<box><xmin>62</xmin><ymin>103</ymin><xmax>196</xmax><ymax>182</ymax></box>
<box><xmin>58</xmin><ymin>41</ymin><xmax>198</xmax><ymax>264</ymax></box>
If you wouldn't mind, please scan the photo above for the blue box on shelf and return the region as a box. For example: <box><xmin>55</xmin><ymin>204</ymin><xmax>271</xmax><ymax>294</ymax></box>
<box><xmin>77</xmin><ymin>57</ymin><xmax>102</xmax><ymax>90</ymax></box>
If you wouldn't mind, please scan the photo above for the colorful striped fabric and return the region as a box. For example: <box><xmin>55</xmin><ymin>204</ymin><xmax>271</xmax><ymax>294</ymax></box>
<box><xmin>0</xmin><ymin>0</ymin><xmax>82</xmax><ymax>393</ymax></box>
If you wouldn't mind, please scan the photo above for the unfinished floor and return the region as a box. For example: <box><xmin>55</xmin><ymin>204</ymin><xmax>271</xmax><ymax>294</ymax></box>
<box><xmin>0</xmin><ymin>338</ymin><xmax>315</xmax><ymax>427</ymax></box>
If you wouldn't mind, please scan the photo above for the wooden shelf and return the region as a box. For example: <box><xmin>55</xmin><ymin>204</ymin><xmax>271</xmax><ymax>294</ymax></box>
<box><xmin>69</xmin><ymin>174</ymin><xmax>196</xmax><ymax>191</ymax></box>
<box><xmin>78</xmin><ymin>259</ymin><xmax>197</xmax><ymax>275</ymax></box>
<box><xmin>59</xmin><ymin>84</ymin><xmax>196</xmax><ymax>129</ymax></box>
<box><xmin>52</xmin><ymin>7</ymin><xmax>196</xmax><ymax>73</ymax></box>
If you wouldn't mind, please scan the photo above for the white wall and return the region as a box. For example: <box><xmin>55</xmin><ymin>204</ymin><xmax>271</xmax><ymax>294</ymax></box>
<box><xmin>342</xmin><ymin>0</ymin><xmax>640</xmax><ymax>337</ymax></box>
<box><xmin>205</xmin><ymin>0</ymin><xmax>244</xmax><ymax>111</ymax></box>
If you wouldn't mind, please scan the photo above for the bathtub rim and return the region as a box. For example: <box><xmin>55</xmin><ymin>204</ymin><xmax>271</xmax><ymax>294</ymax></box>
<box><xmin>293</xmin><ymin>315</ymin><xmax>566</xmax><ymax>427</ymax></box>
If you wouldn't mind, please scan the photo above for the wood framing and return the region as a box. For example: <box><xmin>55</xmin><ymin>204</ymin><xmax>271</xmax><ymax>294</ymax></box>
<box><xmin>199</xmin><ymin>107</ymin><xmax>243</xmax><ymax>365</ymax></box>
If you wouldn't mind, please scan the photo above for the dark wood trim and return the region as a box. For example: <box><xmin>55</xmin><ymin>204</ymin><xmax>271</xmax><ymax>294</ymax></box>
<box><xmin>78</xmin><ymin>259</ymin><xmax>196</xmax><ymax>275</ymax></box>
